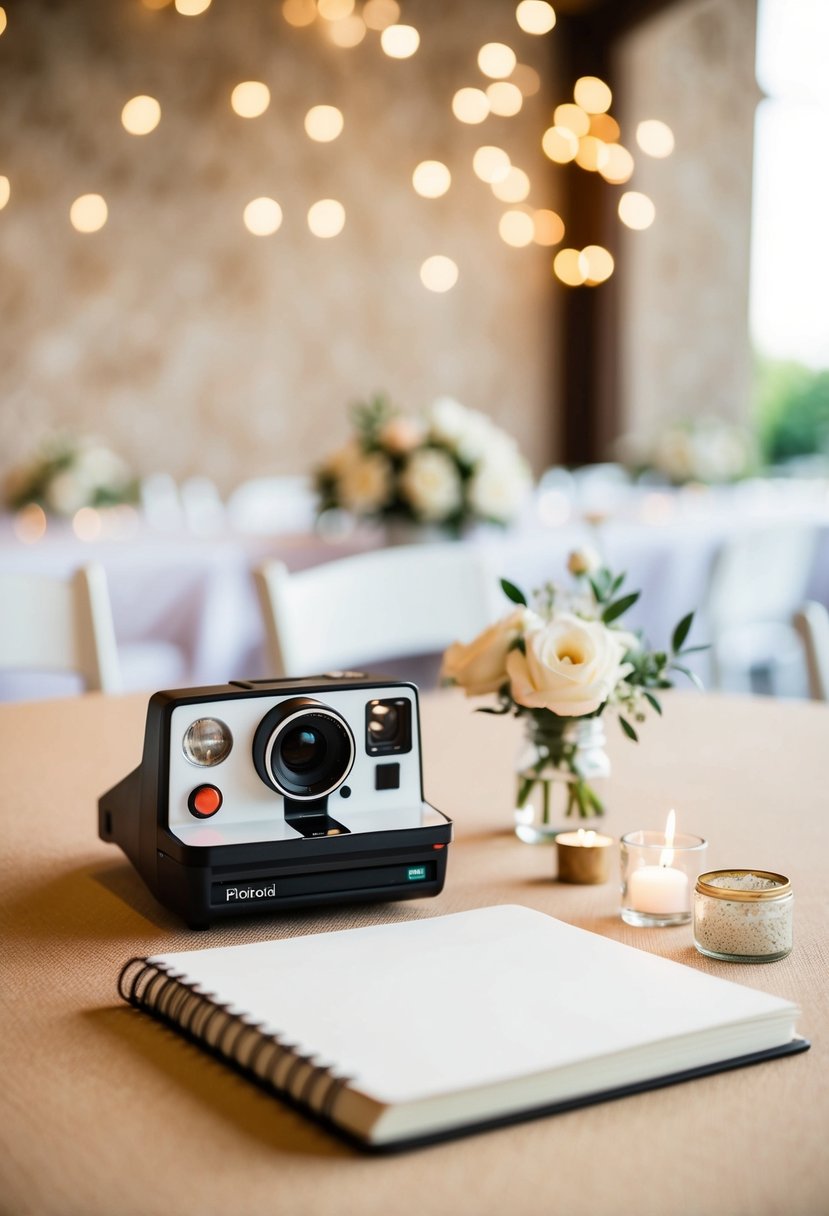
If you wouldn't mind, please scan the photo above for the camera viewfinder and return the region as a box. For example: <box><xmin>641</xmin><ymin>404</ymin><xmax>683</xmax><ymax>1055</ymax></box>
<box><xmin>366</xmin><ymin>699</ymin><xmax>412</xmax><ymax>756</ymax></box>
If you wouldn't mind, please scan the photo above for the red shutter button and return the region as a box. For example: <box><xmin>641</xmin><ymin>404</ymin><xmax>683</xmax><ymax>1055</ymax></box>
<box><xmin>189</xmin><ymin>784</ymin><xmax>223</xmax><ymax>819</ymax></box>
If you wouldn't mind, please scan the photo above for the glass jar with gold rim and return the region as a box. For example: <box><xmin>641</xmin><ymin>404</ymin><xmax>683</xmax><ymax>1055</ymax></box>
<box><xmin>693</xmin><ymin>870</ymin><xmax>793</xmax><ymax>963</ymax></box>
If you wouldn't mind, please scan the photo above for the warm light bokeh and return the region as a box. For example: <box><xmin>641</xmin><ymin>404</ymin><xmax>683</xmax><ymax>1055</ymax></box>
<box><xmin>317</xmin><ymin>0</ymin><xmax>354</xmax><ymax>19</ymax></box>
<box><xmin>477</xmin><ymin>42</ymin><xmax>517</xmax><ymax>79</ymax></box>
<box><xmin>599</xmin><ymin>143</ymin><xmax>634</xmax><ymax>184</ymax></box>
<box><xmin>420</xmin><ymin>255</ymin><xmax>459</xmax><ymax>292</ymax></box>
<box><xmin>499</xmin><ymin>209</ymin><xmax>535</xmax><ymax>247</ymax></box>
<box><xmin>362</xmin><ymin>0</ymin><xmax>400</xmax><ymax>29</ymax></box>
<box><xmin>581</xmin><ymin>244</ymin><xmax>614</xmax><ymax>284</ymax></box>
<box><xmin>174</xmin><ymin>0</ymin><xmax>211</xmax><ymax>14</ymax></box>
<box><xmin>452</xmin><ymin>87</ymin><xmax>490</xmax><ymax>124</ymax></box>
<box><xmin>412</xmin><ymin>160</ymin><xmax>451</xmax><ymax>198</ymax></box>
<box><xmin>0</xmin><ymin>175</ymin><xmax>9</xmax><ymax>210</ymax></box>
<box><xmin>589</xmin><ymin>113</ymin><xmax>620</xmax><ymax>143</ymax></box>
<box><xmin>120</xmin><ymin>95</ymin><xmax>161</xmax><ymax>136</ymax></box>
<box><xmin>472</xmin><ymin>145</ymin><xmax>511</xmax><ymax>183</ymax></box>
<box><xmin>380</xmin><ymin>24</ymin><xmax>420</xmax><ymax>58</ymax></box>
<box><xmin>282</xmin><ymin>0</ymin><xmax>316</xmax><ymax>27</ymax></box>
<box><xmin>491</xmin><ymin>166</ymin><xmax>531</xmax><ymax>202</ymax></box>
<box><xmin>70</xmin><ymin>194</ymin><xmax>108</xmax><ymax>233</ymax></box>
<box><xmin>553</xmin><ymin>247</ymin><xmax>588</xmax><ymax>286</ymax></box>
<box><xmin>515</xmin><ymin>0</ymin><xmax>556</xmax><ymax>35</ymax></box>
<box><xmin>541</xmin><ymin>125</ymin><xmax>578</xmax><ymax>163</ymax></box>
<box><xmin>533</xmin><ymin>209</ymin><xmax>565</xmax><ymax>246</ymax></box>
<box><xmin>511</xmin><ymin>64</ymin><xmax>541</xmax><ymax>97</ymax></box>
<box><xmin>231</xmin><ymin>81</ymin><xmax>271</xmax><ymax>118</ymax></box>
<box><xmin>553</xmin><ymin>104</ymin><xmax>590</xmax><ymax>137</ymax></box>
<box><xmin>486</xmin><ymin>81</ymin><xmax>523</xmax><ymax>117</ymax></box>
<box><xmin>304</xmin><ymin>105</ymin><xmax>344</xmax><ymax>142</ymax></box>
<box><xmin>636</xmin><ymin>119</ymin><xmax>675</xmax><ymax>157</ymax></box>
<box><xmin>243</xmin><ymin>197</ymin><xmax>283</xmax><ymax>236</ymax></box>
<box><xmin>618</xmin><ymin>191</ymin><xmax>656</xmax><ymax>229</ymax></box>
<box><xmin>308</xmin><ymin>198</ymin><xmax>346</xmax><ymax>237</ymax></box>
<box><xmin>575</xmin><ymin>135</ymin><xmax>609</xmax><ymax>172</ymax></box>
<box><xmin>327</xmin><ymin>15</ymin><xmax>366</xmax><ymax>46</ymax></box>
<box><xmin>573</xmin><ymin>75</ymin><xmax>612</xmax><ymax>114</ymax></box>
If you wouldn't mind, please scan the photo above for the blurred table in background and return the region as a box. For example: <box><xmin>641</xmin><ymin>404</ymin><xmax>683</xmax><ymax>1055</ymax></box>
<box><xmin>2</xmin><ymin>477</ymin><xmax>829</xmax><ymax>700</ymax></box>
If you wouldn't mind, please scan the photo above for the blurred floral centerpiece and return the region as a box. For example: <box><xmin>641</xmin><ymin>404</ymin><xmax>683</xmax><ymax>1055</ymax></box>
<box><xmin>618</xmin><ymin>416</ymin><xmax>757</xmax><ymax>486</ymax></box>
<box><xmin>315</xmin><ymin>394</ymin><xmax>532</xmax><ymax>535</ymax></box>
<box><xmin>442</xmin><ymin>548</ymin><xmax>703</xmax><ymax>842</ymax></box>
<box><xmin>4</xmin><ymin>433</ymin><xmax>138</xmax><ymax>517</ymax></box>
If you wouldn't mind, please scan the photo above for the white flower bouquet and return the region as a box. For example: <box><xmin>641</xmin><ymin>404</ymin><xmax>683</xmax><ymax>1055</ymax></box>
<box><xmin>315</xmin><ymin>394</ymin><xmax>532</xmax><ymax>532</ymax></box>
<box><xmin>4</xmin><ymin>433</ymin><xmax>138</xmax><ymax>517</ymax></box>
<box><xmin>441</xmin><ymin>549</ymin><xmax>704</xmax><ymax>828</ymax></box>
<box><xmin>618</xmin><ymin>416</ymin><xmax>757</xmax><ymax>486</ymax></box>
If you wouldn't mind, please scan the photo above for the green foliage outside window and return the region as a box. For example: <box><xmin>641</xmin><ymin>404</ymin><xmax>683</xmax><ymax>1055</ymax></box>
<box><xmin>755</xmin><ymin>356</ymin><xmax>829</xmax><ymax>465</ymax></box>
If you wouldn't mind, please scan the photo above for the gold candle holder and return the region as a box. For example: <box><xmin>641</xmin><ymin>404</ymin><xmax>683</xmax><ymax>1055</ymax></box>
<box><xmin>556</xmin><ymin>829</ymin><xmax>613</xmax><ymax>885</ymax></box>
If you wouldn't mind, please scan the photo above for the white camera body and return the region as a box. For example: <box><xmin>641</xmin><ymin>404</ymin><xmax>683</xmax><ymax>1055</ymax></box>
<box><xmin>99</xmin><ymin>674</ymin><xmax>451</xmax><ymax>928</ymax></box>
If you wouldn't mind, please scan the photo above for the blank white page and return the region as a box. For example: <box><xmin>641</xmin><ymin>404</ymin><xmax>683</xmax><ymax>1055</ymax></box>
<box><xmin>150</xmin><ymin>905</ymin><xmax>798</xmax><ymax>1106</ymax></box>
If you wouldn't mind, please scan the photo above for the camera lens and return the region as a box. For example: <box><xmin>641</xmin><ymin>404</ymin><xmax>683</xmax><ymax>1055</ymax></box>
<box><xmin>253</xmin><ymin>698</ymin><xmax>355</xmax><ymax>800</ymax></box>
<box><xmin>280</xmin><ymin>726</ymin><xmax>326</xmax><ymax>772</ymax></box>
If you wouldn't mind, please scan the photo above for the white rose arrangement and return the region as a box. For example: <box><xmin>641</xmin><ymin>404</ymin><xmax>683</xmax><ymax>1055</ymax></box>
<box><xmin>442</xmin><ymin>550</ymin><xmax>704</xmax><ymax>821</ymax></box>
<box><xmin>617</xmin><ymin>417</ymin><xmax>757</xmax><ymax>486</ymax></box>
<box><xmin>4</xmin><ymin>433</ymin><xmax>138</xmax><ymax>517</ymax></box>
<box><xmin>315</xmin><ymin>394</ymin><xmax>532</xmax><ymax>532</ymax></box>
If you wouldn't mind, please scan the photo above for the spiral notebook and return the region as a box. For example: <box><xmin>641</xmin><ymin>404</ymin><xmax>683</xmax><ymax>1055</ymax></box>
<box><xmin>117</xmin><ymin>905</ymin><xmax>806</xmax><ymax>1151</ymax></box>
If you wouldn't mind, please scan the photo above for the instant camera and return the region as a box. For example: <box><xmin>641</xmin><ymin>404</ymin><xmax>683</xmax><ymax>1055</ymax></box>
<box><xmin>99</xmin><ymin>674</ymin><xmax>451</xmax><ymax>928</ymax></box>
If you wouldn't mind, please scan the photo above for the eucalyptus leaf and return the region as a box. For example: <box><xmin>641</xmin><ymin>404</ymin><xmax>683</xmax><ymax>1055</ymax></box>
<box><xmin>643</xmin><ymin>691</ymin><xmax>662</xmax><ymax>715</ymax></box>
<box><xmin>602</xmin><ymin>591</ymin><xmax>640</xmax><ymax>624</ymax></box>
<box><xmin>500</xmin><ymin>578</ymin><xmax>527</xmax><ymax>607</ymax></box>
<box><xmin>619</xmin><ymin>715</ymin><xmax>639</xmax><ymax>742</ymax></box>
<box><xmin>671</xmin><ymin>663</ymin><xmax>705</xmax><ymax>691</ymax></box>
<box><xmin>671</xmin><ymin>612</ymin><xmax>694</xmax><ymax>654</ymax></box>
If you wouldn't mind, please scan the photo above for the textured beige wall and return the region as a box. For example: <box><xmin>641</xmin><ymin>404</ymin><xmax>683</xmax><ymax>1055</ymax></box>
<box><xmin>615</xmin><ymin>0</ymin><xmax>759</xmax><ymax>441</ymax></box>
<box><xmin>0</xmin><ymin>0</ymin><xmax>559</xmax><ymax>492</ymax></box>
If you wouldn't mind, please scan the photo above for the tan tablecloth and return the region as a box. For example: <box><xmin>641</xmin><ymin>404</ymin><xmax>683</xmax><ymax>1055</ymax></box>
<box><xmin>1</xmin><ymin>689</ymin><xmax>827</xmax><ymax>1216</ymax></box>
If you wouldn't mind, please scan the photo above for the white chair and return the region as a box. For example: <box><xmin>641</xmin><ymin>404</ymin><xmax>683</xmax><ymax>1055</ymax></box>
<box><xmin>793</xmin><ymin>601</ymin><xmax>829</xmax><ymax>702</ymax></box>
<box><xmin>254</xmin><ymin>544</ymin><xmax>499</xmax><ymax>678</ymax></box>
<box><xmin>705</xmin><ymin>525</ymin><xmax>819</xmax><ymax>695</ymax></box>
<box><xmin>0</xmin><ymin>563</ymin><xmax>122</xmax><ymax>693</ymax></box>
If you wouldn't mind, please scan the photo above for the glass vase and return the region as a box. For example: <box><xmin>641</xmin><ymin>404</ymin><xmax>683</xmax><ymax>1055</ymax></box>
<box><xmin>514</xmin><ymin>715</ymin><xmax>610</xmax><ymax>844</ymax></box>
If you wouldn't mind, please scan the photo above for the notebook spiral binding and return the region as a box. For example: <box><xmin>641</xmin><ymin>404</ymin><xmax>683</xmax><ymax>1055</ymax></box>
<box><xmin>117</xmin><ymin>957</ymin><xmax>352</xmax><ymax>1125</ymax></box>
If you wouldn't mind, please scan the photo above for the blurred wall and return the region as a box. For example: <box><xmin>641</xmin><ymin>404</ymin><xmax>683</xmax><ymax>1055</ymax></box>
<box><xmin>0</xmin><ymin>0</ymin><xmax>559</xmax><ymax>492</ymax></box>
<box><xmin>615</xmin><ymin>0</ymin><xmax>759</xmax><ymax>444</ymax></box>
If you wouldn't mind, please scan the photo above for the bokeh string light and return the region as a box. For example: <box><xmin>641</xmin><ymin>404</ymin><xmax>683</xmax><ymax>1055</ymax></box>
<box><xmin>0</xmin><ymin>0</ymin><xmax>673</xmax><ymax>295</ymax></box>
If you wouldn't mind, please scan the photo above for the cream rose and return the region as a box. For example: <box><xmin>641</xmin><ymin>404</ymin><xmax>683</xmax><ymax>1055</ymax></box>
<box><xmin>566</xmin><ymin>546</ymin><xmax>602</xmax><ymax>576</ymax></box>
<box><xmin>378</xmin><ymin>416</ymin><xmax>425</xmax><ymax>455</ymax></box>
<box><xmin>506</xmin><ymin>613</ymin><xmax>633</xmax><ymax>716</ymax></box>
<box><xmin>466</xmin><ymin>451</ymin><xmax>532</xmax><ymax>523</ymax></box>
<box><xmin>399</xmin><ymin>448</ymin><xmax>462</xmax><ymax>522</ymax></box>
<box><xmin>441</xmin><ymin>609</ymin><xmax>534</xmax><ymax>697</ymax></box>
<box><xmin>337</xmin><ymin>451</ymin><xmax>393</xmax><ymax>514</ymax></box>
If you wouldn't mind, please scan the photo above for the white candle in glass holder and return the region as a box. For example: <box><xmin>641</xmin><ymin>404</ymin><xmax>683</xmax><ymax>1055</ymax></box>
<box><xmin>627</xmin><ymin>811</ymin><xmax>690</xmax><ymax>915</ymax></box>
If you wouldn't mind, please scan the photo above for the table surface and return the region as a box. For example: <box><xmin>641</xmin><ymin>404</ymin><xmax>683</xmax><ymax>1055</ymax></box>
<box><xmin>2</xmin><ymin>689</ymin><xmax>828</xmax><ymax>1216</ymax></box>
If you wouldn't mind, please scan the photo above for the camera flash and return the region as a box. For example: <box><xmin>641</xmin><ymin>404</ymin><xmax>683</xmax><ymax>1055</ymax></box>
<box><xmin>182</xmin><ymin>718</ymin><xmax>233</xmax><ymax>767</ymax></box>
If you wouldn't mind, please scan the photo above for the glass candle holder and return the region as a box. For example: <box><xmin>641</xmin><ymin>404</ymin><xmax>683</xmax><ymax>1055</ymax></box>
<box><xmin>694</xmin><ymin>870</ymin><xmax>794</xmax><ymax>962</ymax></box>
<box><xmin>620</xmin><ymin>829</ymin><xmax>708</xmax><ymax>927</ymax></box>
